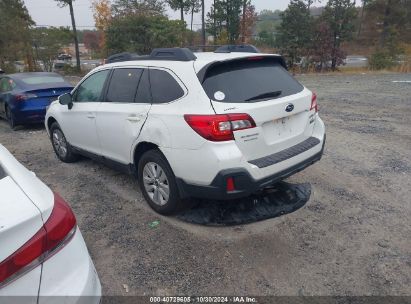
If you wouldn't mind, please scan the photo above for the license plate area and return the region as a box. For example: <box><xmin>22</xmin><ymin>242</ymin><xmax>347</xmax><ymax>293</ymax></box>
<box><xmin>262</xmin><ymin>112</ymin><xmax>307</xmax><ymax>144</ymax></box>
<box><xmin>273</xmin><ymin>116</ymin><xmax>294</xmax><ymax>136</ymax></box>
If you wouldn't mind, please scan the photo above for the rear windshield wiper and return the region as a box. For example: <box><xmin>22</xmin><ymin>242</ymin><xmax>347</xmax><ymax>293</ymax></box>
<box><xmin>245</xmin><ymin>91</ymin><xmax>282</xmax><ymax>102</ymax></box>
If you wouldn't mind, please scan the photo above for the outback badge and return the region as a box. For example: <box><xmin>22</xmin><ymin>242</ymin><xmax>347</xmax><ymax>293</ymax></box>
<box><xmin>285</xmin><ymin>103</ymin><xmax>294</xmax><ymax>112</ymax></box>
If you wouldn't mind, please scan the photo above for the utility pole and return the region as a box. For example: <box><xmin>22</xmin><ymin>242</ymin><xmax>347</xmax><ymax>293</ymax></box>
<box><xmin>201</xmin><ymin>0</ymin><xmax>206</xmax><ymax>49</ymax></box>
<box><xmin>242</xmin><ymin>0</ymin><xmax>247</xmax><ymax>43</ymax></box>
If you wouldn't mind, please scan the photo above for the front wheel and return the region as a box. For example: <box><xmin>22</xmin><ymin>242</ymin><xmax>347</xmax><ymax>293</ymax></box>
<box><xmin>138</xmin><ymin>150</ymin><xmax>181</xmax><ymax>215</ymax></box>
<box><xmin>50</xmin><ymin>122</ymin><xmax>79</xmax><ymax>163</ymax></box>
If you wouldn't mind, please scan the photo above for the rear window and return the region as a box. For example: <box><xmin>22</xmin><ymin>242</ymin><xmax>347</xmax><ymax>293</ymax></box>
<box><xmin>20</xmin><ymin>76</ymin><xmax>65</xmax><ymax>85</ymax></box>
<box><xmin>201</xmin><ymin>58</ymin><xmax>303</xmax><ymax>103</ymax></box>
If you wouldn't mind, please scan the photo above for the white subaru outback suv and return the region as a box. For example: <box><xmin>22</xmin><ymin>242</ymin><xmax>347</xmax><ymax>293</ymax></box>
<box><xmin>45</xmin><ymin>46</ymin><xmax>325</xmax><ymax>214</ymax></box>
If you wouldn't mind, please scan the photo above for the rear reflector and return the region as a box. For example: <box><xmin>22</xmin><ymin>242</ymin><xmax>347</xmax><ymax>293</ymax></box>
<box><xmin>226</xmin><ymin>177</ymin><xmax>235</xmax><ymax>192</ymax></box>
<box><xmin>184</xmin><ymin>114</ymin><xmax>256</xmax><ymax>141</ymax></box>
<box><xmin>0</xmin><ymin>193</ymin><xmax>76</xmax><ymax>287</ymax></box>
<box><xmin>15</xmin><ymin>93</ymin><xmax>37</xmax><ymax>102</ymax></box>
<box><xmin>310</xmin><ymin>92</ymin><xmax>318</xmax><ymax>112</ymax></box>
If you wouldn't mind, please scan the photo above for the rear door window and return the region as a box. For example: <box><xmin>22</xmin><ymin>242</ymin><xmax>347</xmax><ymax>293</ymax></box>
<box><xmin>106</xmin><ymin>68</ymin><xmax>143</xmax><ymax>103</ymax></box>
<box><xmin>149</xmin><ymin>69</ymin><xmax>184</xmax><ymax>103</ymax></box>
<box><xmin>201</xmin><ymin>58</ymin><xmax>303</xmax><ymax>103</ymax></box>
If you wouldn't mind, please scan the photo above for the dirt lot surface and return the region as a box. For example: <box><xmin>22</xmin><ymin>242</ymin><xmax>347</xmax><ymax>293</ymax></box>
<box><xmin>0</xmin><ymin>73</ymin><xmax>410</xmax><ymax>296</ymax></box>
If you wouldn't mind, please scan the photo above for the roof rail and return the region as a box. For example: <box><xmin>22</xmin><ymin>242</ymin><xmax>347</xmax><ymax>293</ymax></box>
<box><xmin>214</xmin><ymin>44</ymin><xmax>260</xmax><ymax>54</ymax></box>
<box><xmin>106</xmin><ymin>52</ymin><xmax>140</xmax><ymax>64</ymax></box>
<box><xmin>105</xmin><ymin>48</ymin><xmax>197</xmax><ymax>64</ymax></box>
<box><xmin>150</xmin><ymin>48</ymin><xmax>197</xmax><ymax>61</ymax></box>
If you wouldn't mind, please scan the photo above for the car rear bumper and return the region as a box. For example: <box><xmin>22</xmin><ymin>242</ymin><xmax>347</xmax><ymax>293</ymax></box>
<box><xmin>12</xmin><ymin>99</ymin><xmax>54</xmax><ymax>124</ymax></box>
<box><xmin>14</xmin><ymin>109</ymin><xmax>46</xmax><ymax>124</ymax></box>
<box><xmin>176</xmin><ymin>135</ymin><xmax>325</xmax><ymax>200</ymax></box>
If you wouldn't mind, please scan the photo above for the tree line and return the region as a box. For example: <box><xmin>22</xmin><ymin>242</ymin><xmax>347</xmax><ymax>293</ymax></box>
<box><xmin>0</xmin><ymin>0</ymin><xmax>410</xmax><ymax>73</ymax></box>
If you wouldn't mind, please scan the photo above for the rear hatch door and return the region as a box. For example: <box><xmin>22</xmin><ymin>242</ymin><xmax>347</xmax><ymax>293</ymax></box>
<box><xmin>200</xmin><ymin>57</ymin><xmax>314</xmax><ymax>161</ymax></box>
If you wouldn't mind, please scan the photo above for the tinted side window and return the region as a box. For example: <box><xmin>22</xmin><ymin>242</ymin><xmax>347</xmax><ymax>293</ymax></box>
<box><xmin>149</xmin><ymin>69</ymin><xmax>184</xmax><ymax>103</ymax></box>
<box><xmin>106</xmin><ymin>68</ymin><xmax>142</xmax><ymax>103</ymax></box>
<box><xmin>135</xmin><ymin>69</ymin><xmax>151</xmax><ymax>103</ymax></box>
<box><xmin>73</xmin><ymin>70</ymin><xmax>110</xmax><ymax>102</ymax></box>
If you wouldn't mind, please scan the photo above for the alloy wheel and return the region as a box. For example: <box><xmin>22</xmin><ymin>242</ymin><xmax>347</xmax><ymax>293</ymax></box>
<box><xmin>52</xmin><ymin>129</ymin><xmax>68</xmax><ymax>159</ymax></box>
<box><xmin>142</xmin><ymin>162</ymin><xmax>170</xmax><ymax>206</ymax></box>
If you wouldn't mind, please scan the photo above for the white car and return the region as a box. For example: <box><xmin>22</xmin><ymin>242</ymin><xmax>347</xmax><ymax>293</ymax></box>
<box><xmin>0</xmin><ymin>144</ymin><xmax>101</xmax><ymax>303</ymax></box>
<box><xmin>45</xmin><ymin>46</ymin><xmax>326</xmax><ymax>214</ymax></box>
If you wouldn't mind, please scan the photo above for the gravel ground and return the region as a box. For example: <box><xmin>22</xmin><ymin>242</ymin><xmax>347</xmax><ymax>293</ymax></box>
<box><xmin>0</xmin><ymin>73</ymin><xmax>410</xmax><ymax>297</ymax></box>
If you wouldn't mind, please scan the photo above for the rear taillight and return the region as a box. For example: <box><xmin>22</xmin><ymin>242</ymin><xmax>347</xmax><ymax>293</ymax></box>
<box><xmin>0</xmin><ymin>193</ymin><xmax>76</xmax><ymax>287</ymax></box>
<box><xmin>184</xmin><ymin>114</ymin><xmax>256</xmax><ymax>141</ymax></box>
<box><xmin>15</xmin><ymin>93</ymin><xmax>37</xmax><ymax>102</ymax></box>
<box><xmin>310</xmin><ymin>92</ymin><xmax>318</xmax><ymax>112</ymax></box>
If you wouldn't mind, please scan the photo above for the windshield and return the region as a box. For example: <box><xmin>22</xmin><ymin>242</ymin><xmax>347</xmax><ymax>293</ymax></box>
<box><xmin>201</xmin><ymin>58</ymin><xmax>303</xmax><ymax>103</ymax></box>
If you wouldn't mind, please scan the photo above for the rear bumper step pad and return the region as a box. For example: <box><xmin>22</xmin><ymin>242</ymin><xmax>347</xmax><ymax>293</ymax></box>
<box><xmin>248</xmin><ymin>137</ymin><xmax>321</xmax><ymax>168</ymax></box>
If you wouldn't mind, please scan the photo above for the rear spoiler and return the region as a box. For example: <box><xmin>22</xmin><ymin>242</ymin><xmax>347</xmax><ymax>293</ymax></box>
<box><xmin>197</xmin><ymin>55</ymin><xmax>288</xmax><ymax>83</ymax></box>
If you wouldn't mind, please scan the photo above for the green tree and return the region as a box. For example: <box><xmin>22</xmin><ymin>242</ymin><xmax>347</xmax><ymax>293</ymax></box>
<box><xmin>166</xmin><ymin>0</ymin><xmax>191</xmax><ymax>22</ymax></box>
<box><xmin>255</xmin><ymin>9</ymin><xmax>281</xmax><ymax>36</ymax></box>
<box><xmin>106</xmin><ymin>15</ymin><xmax>184</xmax><ymax>54</ymax></box>
<box><xmin>365</xmin><ymin>0</ymin><xmax>411</xmax><ymax>47</ymax></box>
<box><xmin>364</xmin><ymin>0</ymin><xmax>411</xmax><ymax>69</ymax></box>
<box><xmin>32</xmin><ymin>27</ymin><xmax>72</xmax><ymax>71</ymax></box>
<box><xmin>55</xmin><ymin>0</ymin><xmax>81</xmax><ymax>71</ymax></box>
<box><xmin>111</xmin><ymin>0</ymin><xmax>165</xmax><ymax>16</ymax></box>
<box><xmin>321</xmin><ymin>0</ymin><xmax>357</xmax><ymax>70</ymax></box>
<box><xmin>188</xmin><ymin>0</ymin><xmax>201</xmax><ymax>31</ymax></box>
<box><xmin>0</xmin><ymin>0</ymin><xmax>34</xmax><ymax>72</ymax></box>
<box><xmin>276</xmin><ymin>0</ymin><xmax>313</xmax><ymax>67</ymax></box>
<box><xmin>207</xmin><ymin>0</ymin><xmax>243</xmax><ymax>43</ymax></box>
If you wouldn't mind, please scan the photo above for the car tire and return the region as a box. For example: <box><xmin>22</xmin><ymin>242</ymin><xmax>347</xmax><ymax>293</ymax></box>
<box><xmin>50</xmin><ymin>122</ymin><xmax>78</xmax><ymax>163</ymax></box>
<box><xmin>138</xmin><ymin>149</ymin><xmax>181</xmax><ymax>215</ymax></box>
<box><xmin>5</xmin><ymin>105</ymin><xmax>17</xmax><ymax>130</ymax></box>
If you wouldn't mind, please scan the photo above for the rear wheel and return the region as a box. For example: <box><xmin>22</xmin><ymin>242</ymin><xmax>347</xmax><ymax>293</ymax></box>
<box><xmin>5</xmin><ymin>106</ymin><xmax>17</xmax><ymax>129</ymax></box>
<box><xmin>138</xmin><ymin>149</ymin><xmax>181</xmax><ymax>214</ymax></box>
<box><xmin>50</xmin><ymin>122</ymin><xmax>78</xmax><ymax>163</ymax></box>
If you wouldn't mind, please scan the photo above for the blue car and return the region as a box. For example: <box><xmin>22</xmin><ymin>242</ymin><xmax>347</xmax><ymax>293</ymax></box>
<box><xmin>0</xmin><ymin>72</ymin><xmax>73</xmax><ymax>129</ymax></box>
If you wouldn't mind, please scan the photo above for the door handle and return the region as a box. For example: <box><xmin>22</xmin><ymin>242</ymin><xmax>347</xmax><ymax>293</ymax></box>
<box><xmin>127</xmin><ymin>114</ymin><xmax>145</xmax><ymax>122</ymax></box>
<box><xmin>87</xmin><ymin>112</ymin><xmax>96</xmax><ymax>119</ymax></box>
<box><xmin>127</xmin><ymin>116</ymin><xmax>142</xmax><ymax>122</ymax></box>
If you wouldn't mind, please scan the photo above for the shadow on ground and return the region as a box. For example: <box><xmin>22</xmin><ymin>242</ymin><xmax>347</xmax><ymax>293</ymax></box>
<box><xmin>175</xmin><ymin>182</ymin><xmax>311</xmax><ymax>226</ymax></box>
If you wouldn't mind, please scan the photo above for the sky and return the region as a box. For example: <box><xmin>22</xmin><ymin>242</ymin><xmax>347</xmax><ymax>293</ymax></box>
<box><xmin>23</xmin><ymin>0</ymin><xmax>291</xmax><ymax>30</ymax></box>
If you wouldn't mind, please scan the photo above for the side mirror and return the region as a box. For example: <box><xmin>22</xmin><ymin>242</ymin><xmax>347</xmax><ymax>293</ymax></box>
<box><xmin>58</xmin><ymin>93</ymin><xmax>73</xmax><ymax>109</ymax></box>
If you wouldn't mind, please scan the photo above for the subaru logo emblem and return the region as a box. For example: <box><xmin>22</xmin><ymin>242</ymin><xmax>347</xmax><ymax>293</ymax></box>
<box><xmin>285</xmin><ymin>103</ymin><xmax>294</xmax><ymax>112</ymax></box>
